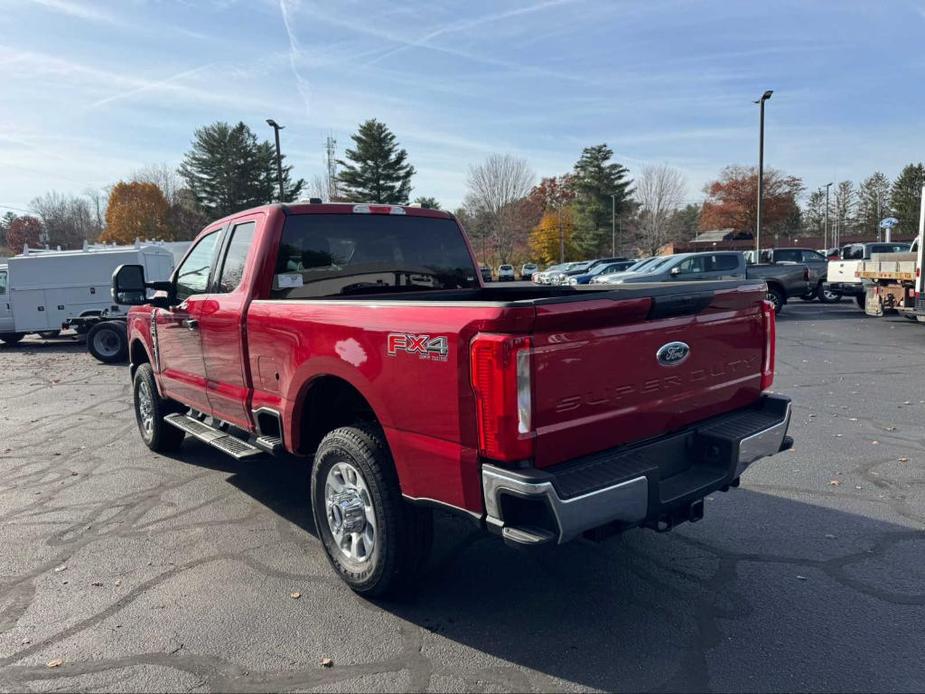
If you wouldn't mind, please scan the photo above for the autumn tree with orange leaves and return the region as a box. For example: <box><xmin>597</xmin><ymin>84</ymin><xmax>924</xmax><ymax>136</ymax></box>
<box><xmin>6</xmin><ymin>215</ymin><xmax>43</xmax><ymax>252</ymax></box>
<box><xmin>700</xmin><ymin>166</ymin><xmax>803</xmax><ymax>239</ymax></box>
<box><xmin>100</xmin><ymin>182</ymin><xmax>172</xmax><ymax>244</ymax></box>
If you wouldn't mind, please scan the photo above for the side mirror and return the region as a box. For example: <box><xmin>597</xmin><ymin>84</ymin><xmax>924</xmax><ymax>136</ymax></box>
<box><xmin>670</xmin><ymin>266</ymin><xmax>681</xmax><ymax>277</ymax></box>
<box><xmin>112</xmin><ymin>264</ymin><xmax>173</xmax><ymax>307</ymax></box>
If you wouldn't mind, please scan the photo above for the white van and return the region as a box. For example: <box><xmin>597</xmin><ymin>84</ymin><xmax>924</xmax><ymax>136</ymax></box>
<box><xmin>0</xmin><ymin>245</ymin><xmax>175</xmax><ymax>344</ymax></box>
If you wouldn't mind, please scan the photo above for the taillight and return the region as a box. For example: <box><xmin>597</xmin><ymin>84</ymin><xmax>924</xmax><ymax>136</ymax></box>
<box><xmin>469</xmin><ymin>334</ymin><xmax>534</xmax><ymax>461</ymax></box>
<box><xmin>760</xmin><ymin>300</ymin><xmax>776</xmax><ymax>390</ymax></box>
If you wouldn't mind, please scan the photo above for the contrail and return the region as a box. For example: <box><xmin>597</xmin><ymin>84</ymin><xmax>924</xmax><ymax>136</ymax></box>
<box><xmin>279</xmin><ymin>0</ymin><xmax>311</xmax><ymax>118</ymax></box>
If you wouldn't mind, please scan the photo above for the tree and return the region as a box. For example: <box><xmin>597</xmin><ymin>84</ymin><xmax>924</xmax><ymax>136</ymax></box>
<box><xmin>890</xmin><ymin>163</ymin><xmax>925</xmax><ymax>236</ymax></box>
<box><xmin>100</xmin><ymin>182</ymin><xmax>171</xmax><ymax>244</ymax></box>
<box><xmin>529</xmin><ymin>208</ymin><xmax>579</xmax><ymax>265</ymax></box>
<box><xmin>700</xmin><ymin>166</ymin><xmax>803</xmax><ymax>240</ymax></box>
<box><xmin>337</xmin><ymin>119</ymin><xmax>415</xmax><ymax>204</ymax></box>
<box><xmin>570</xmin><ymin>144</ymin><xmax>634</xmax><ymax>256</ymax></box>
<box><xmin>832</xmin><ymin>180</ymin><xmax>857</xmax><ymax>241</ymax></box>
<box><xmin>669</xmin><ymin>203</ymin><xmax>701</xmax><ymax>242</ymax></box>
<box><xmin>634</xmin><ymin>164</ymin><xmax>687</xmax><ymax>255</ymax></box>
<box><xmin>802</xmin><ymin>188</ymin><xmax>827</xmax><ymax>238</ymax></box>
<box><xmin>30</xmin><ymin>192</ymin><xmax>99</xmax><ymax>249</ymax></box>
<box><xmin>7</xmin><ymin>215</ymin><xmax>43</xmax><ymax>252</ymax></box>
<box><xmin>413</xmin><ymin>196</ymin><xmax>440</xmax><ymax>209</ymax></box>
<box><xmin>179</xmin><ymin>121</ymin><xmax>305</xmax><ymax>219</ymax></box>
<box><xmin>463</xmin><ymin>153</ymin><xmax>535</xmax><ymax>263</ymax></box>
<box><xmin>857</xmin><ymin>172</ymin><xmax>891</xmax><ymax>237</ymax></box>
<box><xmin>0</xmin><ymin>211</ymin><xmax>17</xmax><ymax>248</ymax></box>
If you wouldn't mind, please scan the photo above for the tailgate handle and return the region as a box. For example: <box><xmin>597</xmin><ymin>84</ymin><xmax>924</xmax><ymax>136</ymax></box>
<box><xmin>648</xmin><ymin>292</ymin><xmax>713</xmax><ymax>319</ymax></box>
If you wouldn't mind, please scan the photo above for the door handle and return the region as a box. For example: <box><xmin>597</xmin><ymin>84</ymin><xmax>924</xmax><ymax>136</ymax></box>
<box><xmin>183</xmin><ymin>319</ymin><xmax>199</xmax><ymax>331</ymax></box>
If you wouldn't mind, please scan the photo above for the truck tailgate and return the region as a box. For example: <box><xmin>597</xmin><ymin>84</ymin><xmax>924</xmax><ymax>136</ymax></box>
<box><xmin>528</xmin><ymin>283</ymin><xmax>767</xmax><ymax>467</ymax></box>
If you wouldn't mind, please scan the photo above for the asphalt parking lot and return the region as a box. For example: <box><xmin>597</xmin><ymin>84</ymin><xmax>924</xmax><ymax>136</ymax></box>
<box><xmin>0</xmin><ymin>300</ymin><xmax>923</xmax><ymax>693</ymax></box>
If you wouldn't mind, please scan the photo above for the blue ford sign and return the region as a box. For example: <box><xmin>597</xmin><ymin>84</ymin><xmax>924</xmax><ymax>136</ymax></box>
<box><xmin>656</xmin><ymin>341</ymin><xmax>690</xmax><ymax>367</ymax></box>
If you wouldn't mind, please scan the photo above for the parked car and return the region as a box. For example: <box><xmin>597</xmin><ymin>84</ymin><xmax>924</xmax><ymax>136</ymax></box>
<box><xmin>568</xmin><ymin>260</ymin><xmax>636</xmax><ymax>285</ymax></box>
<box><xmin>546</xmin><ymin>261</ymin><xmax>592</xmax><ymax>286</ymax></box>
<box><xmin>520</xmin><ymin>263</ymin><xmax>538</xmax><ymax>280</ymax></box>
<box><xmin>497</xmin><ymin>264</ymin><xmax>515</xmax><ymax>281</ymax></box>
<box><xmin>601</xmin><ymin>251</ymin><xmax>811</xmax><ymax>313</ymax></box>
<box><xmin>114</xmin><ymin>201</ymin><xmax>791</xmax><ymax>596</ymax></box>
<box><xmin>825</xmin><ymin>242</ymin><xmax>911</xmax><ymax>308</ymax></box>
<box><xmin>591</xmin><ymin>256</ymin><xmax>667</xmax><ymax>284</ymax></box>
<box><xmin>479</xmin><ymin>265</ymin><xmax>492</xmax><ymax>283</ymax></box>
<box><xmin>532</xmin><ymin>263</ymin><xmax>568</xmax><ymax>284</ymax></box>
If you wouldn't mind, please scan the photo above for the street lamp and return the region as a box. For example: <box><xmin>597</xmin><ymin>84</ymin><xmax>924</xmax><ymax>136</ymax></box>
<box><xmin>754</xmin><ymin>89</ymin><xmax>773</xmax><ymax>255</ymax></box>
<box><xmin>266</xmin><ymin>119</ymin><xmax>285</xmax><ymax>201</ymax></box>
<box><xmin>610</xmin><ymin>194</ymin><xmax>617</xmax><ymax>256</ymax></box>
<box><xmin>824</xmin><ymin>182</ymin><xmax>833</xmax><ymax>250</ymax></box>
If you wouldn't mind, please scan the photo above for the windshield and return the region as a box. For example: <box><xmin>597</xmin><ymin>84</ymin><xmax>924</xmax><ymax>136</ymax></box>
<box><xmin>637</xmin><ymin>256</ymin><xmax>674</xmax><ymax>273</ymax></box>
<box><xmin>271</xmin><ymin>214</ymin><xmax>478</xmax><ymax>299</ymax></box>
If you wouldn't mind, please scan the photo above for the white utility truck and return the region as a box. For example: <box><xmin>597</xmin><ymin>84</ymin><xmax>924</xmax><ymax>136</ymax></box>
<box><xmin>857</xmin><ymin>186</ymin><xmax>925</xmax><ymax>320</ymax></box>
<box><xmin>0</xmin><ymin>244</ymin><xmax>175</xmax><ymax>361</ymax></box>
<box><xmin>825</xmin><ymin>241</ymin><xmax>912</xmax><ymax>308</ymax></box>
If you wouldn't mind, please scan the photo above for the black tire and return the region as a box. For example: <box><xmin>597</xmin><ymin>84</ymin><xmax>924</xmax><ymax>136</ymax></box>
<box><xmin>767</xmin><ymin>285</ymin><xmax>785</xmax><ymax>315</ymax></box>
<box><xmin>311</xmin><ymin>424</ymin><xmax>432</xmax><ymax>597</ymax></box>
<box><xmin>818</xmin><ymin>285</ymin><xmax>842</xmax><ymax>304</ymax></box>
<box><xmin>133</xmin><ymin>363</ymin><xmax>185</xmax><ymax>452</ymax></box>
<box><xmin>799</xmin><ymin>290</ymin><xmax>817</xmax><ymax>302</ymax></box>
<box><xmin>0</xmin><ymin>332</ymin><xmax>25</xmax><ymax>345</ymax></box>
<box><xmin>855</xmin><ymin>294</ymin><xmax>866</xmax><ymax>309</ymax></box>
<box><xmin>87</xmin><ymin>321</ymin><xmax>128</xmax><ymax>363</ymax></box>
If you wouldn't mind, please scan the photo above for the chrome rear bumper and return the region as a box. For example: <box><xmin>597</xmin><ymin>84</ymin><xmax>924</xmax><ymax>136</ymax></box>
<box><xmin>482</xmin><ymin>394</ymin><xmax>792</xmax><ymax>545</ymax></box>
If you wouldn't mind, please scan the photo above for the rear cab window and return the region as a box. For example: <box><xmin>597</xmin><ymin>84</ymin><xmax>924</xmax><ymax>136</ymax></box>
<box><xmin>271</xmin><ymin>213</ymin><xmax>478</xmax><ymax>299</ymax></box>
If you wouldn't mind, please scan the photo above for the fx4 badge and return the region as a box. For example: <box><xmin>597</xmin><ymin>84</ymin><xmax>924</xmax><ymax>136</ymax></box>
<box><xmin>387</xmin><ymin>333</ymin><xmax>449</xmax><ymax>361</ymax></box>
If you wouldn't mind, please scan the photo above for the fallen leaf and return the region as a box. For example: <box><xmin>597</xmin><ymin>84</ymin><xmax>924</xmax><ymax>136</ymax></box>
<box><xmin>886</xmin><ymin>426</ymin><xmax>897</xmax><ymax>432</ymax></box>
<box><xmin>899</xmin><ymin>457</ymin><xmax>909</xmax><ymax>464</ymax></box>
<box><xmin>796</xmin><ymin>575</ymin><xmax>808</xmax><ymax>581</ymax></box>
<box><xmin>114</xmin><ymin>579</ymin><xmax>122</xmax><ymax>587</ymax></box>
<box><xmin>829</xmin><ymin>480</ymin><xmax>841</xmax><ymax>487</ymax></box>
<box><xmin>849</xmin><ymin>417</ymin><xmax>858</xmax><ymax>422</ymax></box>
<box><xmin>871</xmin><ymin>440</ymin><xmax>879</xmax><ymax>445</ymax></box>
<box><xmin>320</xmin><ymin>657</ymin><xmax>334</xmax><ymax>668</ymax></box>
<box><xmin>47</xmin><ymin>659</ymin><xmax>63</xmax><ymax>668</ymax></box>
<box><xmin>824</xmin><ymin>534</ymin><xmax>836</xmax><ymax>539</ymax></box>
<box><xmin>290</xmin><ymin>592</ymin><xmax>301</xmax><ymax>599</ymax></box>
<box><xmin>53</xmin><ymin>565</ymin><xmax>67</xmax><ymax>573</ymax></box>
<box><xmin>91</xmin><ymin>582</ymin><xmax>103</xmax><ymax>587</ymax></box>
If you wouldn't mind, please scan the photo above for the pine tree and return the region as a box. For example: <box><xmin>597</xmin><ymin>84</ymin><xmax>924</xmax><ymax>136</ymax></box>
<box><xmin>179</xmin><ymin>121</ymin><xmax>304</xmax><ymax>219</ymax></box>
<box><xmin>570</xmin><ymin>144</ymin><xmax>633</xmax><ymax>255</ymax></box>
<box><xmin>890</xmin><ymin>163</ymin><xmax>925</xmax><ymax>236</ymax></box>
<box><xmin>413</xmin><ymin>196</ymin><xmax>440</xmax><ymax>209</ymax></box>
<box><xmin>856</xmin><ymin>172</ymin><xmax>891</xmax><ymax>237</ymax></box>
<box><xmin>337</xmin><ymin>120</ymin><xmax>415</xmax><ymax>204</ymax></box>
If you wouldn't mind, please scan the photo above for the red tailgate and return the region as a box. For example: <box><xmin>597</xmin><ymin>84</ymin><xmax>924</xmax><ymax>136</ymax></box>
<box><xmin>529</xmin><ymin>285</ymin><xmax>767</xmax><ymax>468</ymax></box>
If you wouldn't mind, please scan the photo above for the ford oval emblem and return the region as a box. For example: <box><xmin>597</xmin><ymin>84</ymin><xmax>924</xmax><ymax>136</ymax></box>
<box><xmin>656</xmin><ymin>341</ymin><xmax>690</xmax><ymax>367</ymax></box>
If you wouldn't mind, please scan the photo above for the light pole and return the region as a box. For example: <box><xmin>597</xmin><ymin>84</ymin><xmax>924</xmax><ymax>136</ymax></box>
<box><xmin>266</xmin><ymin>119</ymin><xmax>285</xmax><ymax>201</ymax></box>
<box><xmin>824</xmin><ymin>182</ymin><xmax>833</xmax><ymax>250</ymax></box>
<box><xmin>754</xmin><ymin>90</ymin><xmax>773</xmax><ymax>255</ymax></box>
<box><xmin>610</xmin><ymin>194</ymin><xmax>616</xmax><ymax>256</ymax></box>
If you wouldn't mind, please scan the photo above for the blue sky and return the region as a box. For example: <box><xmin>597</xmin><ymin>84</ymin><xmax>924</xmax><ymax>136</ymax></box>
<box><xmin>1</xmin><ymin>0</ymin><xmax>923</xmax><ymax>214</ymax></box>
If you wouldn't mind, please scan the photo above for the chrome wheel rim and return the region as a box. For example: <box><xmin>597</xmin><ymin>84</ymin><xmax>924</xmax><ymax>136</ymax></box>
<box><xmin>324</xmin><ymin>461</ymin><xmax>376</xmax><ymax>563</ymax></box>
<box><xmin>93</xmin><ymin>329</ymin><xmax>120</xmax><ymax>357</ymax></box>
<box><xmin>137</xmin><ymin>380</ymin><xmax>154</xmax><ymax>439</ymax></box>
<box><xmin>822</xmin><ymin>289</ymin><xmax>838</xmax><ymax>301</ymax></box>
<box><xmin>767</xmin><ymin>291</ymin><xmax>781</xmax><ymax>310</ymax></box>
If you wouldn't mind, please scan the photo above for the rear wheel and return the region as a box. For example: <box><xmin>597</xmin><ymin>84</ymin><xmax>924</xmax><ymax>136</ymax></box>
<box><xmin>767</xmin><ymin>286</ymin><xmax>785</xmax><ymax>315</ymax></box>
<box><xmin>87</xmin><ymin>321</ymin><xmax>127</xmax><ymax>363</ymax></box>
<box><xmin>818</xmin><ymin>286</ymin><xmax>842</xmax><ymax>304</ymax></box>
<box><xmin>133</xmin><ymin>363</ymin><xmax>185</xmax><ymax>452</ymax></box>
<box><xmin>311</xmin><ymin>424</ymin><xmax>432</xmax><ymax>597</ymax></box>
<box><xmin>0</xmin><ymin>333</ymin><xmax>25</xmax><ymax>346</ymax></box>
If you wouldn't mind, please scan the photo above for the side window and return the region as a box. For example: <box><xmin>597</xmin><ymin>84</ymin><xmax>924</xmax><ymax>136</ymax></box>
<box><xmin>678</xmin><ymin>256</ymin><xmax>705</xmax><ymax>274</ymax></box>
<box><xmin>774</xmin><ymin>249</ymin><xmax>800</xmax><ymax>263</ymax></box>
<box><xmin>216</xmin><ymin>222</ymin><xmax>256</xmax><ymax>293</ymax></box>
<box><xmin>803</xmin><ymin>250</ymin><xmax>826</xmax><ymax>262</ymax></box>
<box><xmin>175</xmin><ymin>231</ymin><xmax>220</xmax><ymax>302</ymax></box>
<box><xmin>0</xmin><ymin>270</ymin><xmax>6</xmax><ymax>295</ymax></box>
<box><xmin>712</xmin><ymin>254</ymin><xmax>740</xmax><ymax>271</ymax></box>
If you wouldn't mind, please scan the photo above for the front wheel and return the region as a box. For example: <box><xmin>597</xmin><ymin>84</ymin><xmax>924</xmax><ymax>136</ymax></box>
<box><xmin>133</xmin><ymin>363</ymin><xmax>186</xmax><ymax>452</ymax></box>
<box><xmin>87</xmin><ymin>321</ymin><xmax>128</xmax><ymax>363</ymax></box>
<box><xmin>311</xmin><ymin>425</ymin><xmax>432</xmax><ymax>597</ymax></box>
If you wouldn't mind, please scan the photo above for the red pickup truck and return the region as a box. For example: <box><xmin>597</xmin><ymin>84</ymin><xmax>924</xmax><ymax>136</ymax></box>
<box><xmin>113</xmin><ymin>202</ymin><xmax>792</xmax><ymax>596</ymax></box>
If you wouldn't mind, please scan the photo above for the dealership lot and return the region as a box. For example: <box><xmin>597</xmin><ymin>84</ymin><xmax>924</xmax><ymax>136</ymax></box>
<box><xmin>0</xmin><ymin>302</ymin><xmax>922</xmax><ymax>693</ymax></box>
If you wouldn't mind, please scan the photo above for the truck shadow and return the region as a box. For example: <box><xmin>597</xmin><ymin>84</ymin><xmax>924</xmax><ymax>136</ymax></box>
<box><xmin>174</xmin><ymin>440</ymin><xmax>923</xmax><ymax>692</ymax></box>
